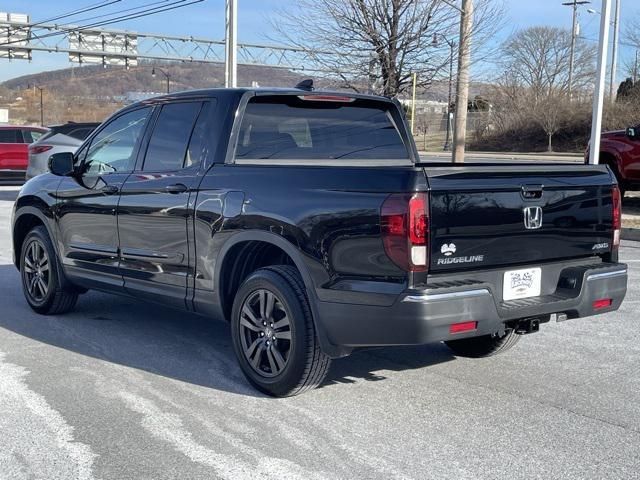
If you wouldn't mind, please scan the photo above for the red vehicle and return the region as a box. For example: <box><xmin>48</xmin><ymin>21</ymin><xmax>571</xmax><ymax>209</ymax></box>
<box><xmin>0</xmin><ymin>125</ymin><xmax>48</xmax><ymax>181</ymax></box>
<box><xmin>596</xmin><ymin>125</ymin><xmax>640</xmax><ymax>197</ymax></box>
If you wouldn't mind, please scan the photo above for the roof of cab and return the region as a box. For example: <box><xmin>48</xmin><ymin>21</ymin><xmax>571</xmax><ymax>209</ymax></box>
<box><xmin>128</xmin><ymin>87</ymin><xmax>394</xmax><ymax>107</ymax></box>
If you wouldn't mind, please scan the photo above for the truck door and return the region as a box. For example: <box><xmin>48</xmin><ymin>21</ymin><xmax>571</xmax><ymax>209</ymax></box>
<box><xmin>117</xmin><ymin>100</ymin><xmax>213</xmax><ymax>308</ymax></box>
<box><xmin>55</xmin><ymin>107</ymin><xmax>152</xmax><ymax>289</ymax></box>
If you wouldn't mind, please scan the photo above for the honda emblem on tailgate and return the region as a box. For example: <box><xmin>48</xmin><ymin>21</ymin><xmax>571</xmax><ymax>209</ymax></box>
<box><xmin>523</xmin><ymin>206</ymin><xmax>543</xmax><ymax>229</ymax></box>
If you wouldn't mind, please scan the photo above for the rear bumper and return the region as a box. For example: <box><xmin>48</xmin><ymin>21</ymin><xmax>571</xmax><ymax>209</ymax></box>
<box><xmin>0</xmin><ymin>169</ymin><xmax>26</xmax><ymax>181</ymax></box>
<box><xmin>316</xmin><ymin>261</ymin><xmax>627</xmax><ymax>349</ymax></box>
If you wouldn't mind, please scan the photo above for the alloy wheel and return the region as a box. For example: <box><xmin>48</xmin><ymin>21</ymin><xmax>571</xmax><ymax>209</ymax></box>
<box><xmin>238</xmin><ymin>289</ymin><xmax>292</xmax><ymax>378</ymax></box>
<box><xmin>23</xmin><ymin>239</ymin><xmax>50</xmax><ymax>302</ymax></box>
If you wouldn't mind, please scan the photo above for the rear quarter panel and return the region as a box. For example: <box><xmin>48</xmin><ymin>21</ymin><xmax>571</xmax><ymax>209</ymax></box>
<box><xmin>194</xmin><ymin>164</ymin><xmax>427</xmax><ymax>301</ymax></box>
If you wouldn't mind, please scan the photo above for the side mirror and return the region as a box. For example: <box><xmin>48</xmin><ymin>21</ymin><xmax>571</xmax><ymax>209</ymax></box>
<box><xmin>626</xmin><ymin>127</ymin><xmax>636</xmax><ymax>139</ymax></box>
<box><xmin>48</xmin><ymin>152</ymin><xmax>75</xmax><ymax>177</ymax></box>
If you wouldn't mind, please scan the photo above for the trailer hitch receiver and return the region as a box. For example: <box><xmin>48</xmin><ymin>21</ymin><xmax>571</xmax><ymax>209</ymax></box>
<box><xmin>515</xmin><ymin>317</ymin><xmax>540</xmax><ymax>335</ymax></box>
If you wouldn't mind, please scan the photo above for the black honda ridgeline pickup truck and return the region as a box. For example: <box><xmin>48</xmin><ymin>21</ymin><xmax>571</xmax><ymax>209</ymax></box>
<box><xmin>12</xmin><ymin>86</ymin><xmax>627</xmax><ymax>396</ymax></box>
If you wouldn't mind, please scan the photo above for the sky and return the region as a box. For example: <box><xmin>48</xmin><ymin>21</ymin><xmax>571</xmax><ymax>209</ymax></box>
<box><xmin>1</xmin><ymin>0</ymin><xmax>639</xmax><ymax>83</ymax></box>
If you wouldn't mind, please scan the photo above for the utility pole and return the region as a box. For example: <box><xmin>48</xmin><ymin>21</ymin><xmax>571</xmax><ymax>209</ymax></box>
<box><xmin>563</xmin><ymin>1</ymin><xmax>591</xmax><ymax>98</ymax></box>
<box><xmin>224</xmin><ymin>0</ymin><xmax>238</xmax><ymax>88</ymax></box>
<box><xmin>634</xmin><ymin>50</ymin><xmax>639</xmax><ymax>83</ymax></box>
<box><xmin>609</xmin><ymin>0</ymin><xmax>621</xmax><ymax>102</ymax></box>
<box><xmin>452</xmin><ymin>0</ymin><xmax>473</xmax><ymax>163</ymax></box>
<box><xmin>588</xmin><ymin>0</ymin><xmax>612</xmax><ymax>165</ymax></box>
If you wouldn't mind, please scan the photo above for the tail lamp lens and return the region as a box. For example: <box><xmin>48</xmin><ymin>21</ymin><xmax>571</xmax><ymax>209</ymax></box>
<box><xmin>29</xmin><ymin>145</ymin><xmax>53</xmax><ymax>154</ymax></box>
<box><xmin>612</xmin><ymin>185</ymin><xmax>621</xmax><ymax>249</ymax></box>
<box><xmin>381</xmin><ymin>193</ymin><xmax>429</xmax><ymax>272</ymax></box>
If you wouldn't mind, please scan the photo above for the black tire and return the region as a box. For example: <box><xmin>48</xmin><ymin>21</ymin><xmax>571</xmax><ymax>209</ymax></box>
<box><xmin>445</xmin><ymin>328</ymin><xmax>520</xmax><ymax>358</ymax></box>
<box><xmin>230</xmin><ymin>265</ymin><xmax>331</xmax><ymax>397</ymax></box>
<box><xmin>20</xmin><ymin>226</ymin><xmax>78</xmax><ymax>315</ymax></box>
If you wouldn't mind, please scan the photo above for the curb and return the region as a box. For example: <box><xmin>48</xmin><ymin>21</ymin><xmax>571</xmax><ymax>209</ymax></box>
<box><xmin>622</xmin><ymin>228</ymin><xmax>640</xmax><ymax>242</ymax></box>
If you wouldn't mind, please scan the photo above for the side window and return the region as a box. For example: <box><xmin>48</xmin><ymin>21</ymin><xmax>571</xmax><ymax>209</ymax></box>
<box><xmin>68</xmin><ymin>128</ymin><xmax>95</xmax><ymax>141</ymax></box>
<box><xmin>0</xmin><ymin>129</ymin><xmax>19</xmax><ymax>143</ymax></box>
<box><xmin>184</xmin><ymin>101</ymin><xmax>212</xmax><ymax>168</ymax></box>
<box><xmin>143</xmin><ymin>102</ymin><xmax>202</xmax><ymax>172</ymax></box>
<box><xmin>84</xmin><ymin>107</ymin><xmax>151</xmax><ymax>175</ymax></box>
<box><xmin>24</xmin><ymin>130</ymin><xmax>44</xmax><ymax>143</ymax></box>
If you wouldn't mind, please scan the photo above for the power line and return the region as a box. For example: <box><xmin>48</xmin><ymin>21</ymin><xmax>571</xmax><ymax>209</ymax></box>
<box><xmin>0</xmin><ymin>0</ymin><xmax>202</xmax><ymax>48</ymax></box>
<box><xmin>53</xmin><ymin>0</ymin><xmax>172</xmax><ymax>29</ymax></box>
<box><xmin>27</xmin><ymin>0</ymin><xmax>123</xmax><ymax>29</ymax></box>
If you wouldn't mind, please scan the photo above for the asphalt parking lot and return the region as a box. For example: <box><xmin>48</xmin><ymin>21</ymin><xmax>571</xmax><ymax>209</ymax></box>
<box><xmin>0</xmin><ymin>185</ymin><xmax>639</xmax><ymax>480</ymax></box>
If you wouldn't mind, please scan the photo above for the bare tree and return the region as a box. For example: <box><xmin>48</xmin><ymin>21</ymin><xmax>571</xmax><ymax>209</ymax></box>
<box><xmin>532</xmin><ymin>91</ymin><xmax>568</xmax><ymax>152</ymax></box>
<box><xmin>270</xmin><ymin>0</ymin><xmax>505</xmax><ymax>97</ymax></box>
<box><xmin>624</xmin><ymin>13</ymin><xmax>640</xmax><ymax>51</ymax></box>
<box><xmin>621</xmin><ymin>53</ymin><xmax>639</xmax><ymax>84</ymax></box>
<box><xmin>500</xmin><ymin>26</ymin><xmax>596</xmax><ymax>100</ymax></box>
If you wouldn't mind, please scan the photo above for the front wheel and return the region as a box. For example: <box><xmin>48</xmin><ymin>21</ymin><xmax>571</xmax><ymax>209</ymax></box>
<box><xmin>445</xmin><ymin>328</ymin><xmax>520</xmax><ymax>358</ymax></box>
<box><xmin>231</xmin><ymin>265</ymin><xmax>331</xmax><ymax>397</ymax></box>
<box><xmin>20</xmin><ymin>226</ymin><xmax>78</xmax><ymax>315</ymax></box>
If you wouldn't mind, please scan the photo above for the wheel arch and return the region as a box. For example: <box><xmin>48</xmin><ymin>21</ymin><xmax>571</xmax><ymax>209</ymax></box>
<box><xmin>215</xmin><ymin>231</ymin><xmax>316</xmax><ymax>316</ymax></box>
<box><xmin>12</xmin><ymin>206</ymin><xmax>57</xmax><ymax>270</ymax></box>
<box><xmin>213</xmin><ymin>231</ymin><xmax>350</xmax><ymax>358</ymax></box>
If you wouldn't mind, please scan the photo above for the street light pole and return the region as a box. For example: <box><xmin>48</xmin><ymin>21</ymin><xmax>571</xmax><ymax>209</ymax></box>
<box><xmin>452</xmin><ymin>0</ymin><xmax>473</xmax><ymax>163</ymax></box>
<box><xmin>225</xmin><ymin>0</ymin><xmax>238</xmax><ymax>87</ymax></box>
<box><xmin>410</xmin><ymin>72</ymin><xmax>417</xmax><ymax>135</ymax></box>
<box><xmin>29</xmin><ymin>84</ymin><xmax>44</xmax><ymax>126</ymax></box>
<box><xmin>588</xmin><ymin>0</ymin><xmax>612</xmax><ymax>165</ymax></box>
<box><xmin>151</xmin><ymin>67</ymin><xmax>171</xmax><ymax>94</ymax></box>
<box><xmin>445</xmin><ymin>40</ymin><xmax>455</xmax><ymax>151</ymax></box>
<box><xmin>432</xmin><ymin>34</ymin><xmax>456</xmax><ymax>151</ymax></box>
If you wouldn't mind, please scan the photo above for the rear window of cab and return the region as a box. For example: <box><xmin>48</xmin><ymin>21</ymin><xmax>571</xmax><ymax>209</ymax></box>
<box><xmin>235</xmin><ymin>95</ymin><xmax>410</xmax><ymax>162</ymax></box>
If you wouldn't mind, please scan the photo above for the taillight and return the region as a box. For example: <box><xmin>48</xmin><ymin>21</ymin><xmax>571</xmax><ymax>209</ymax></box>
<box><xmin>381</xmin><ymin>192</ymin><xmax>429</xmax><ymax>272</ymax></box>
<box><xmin>29</xmin><ymin>145</ymin><xmax>53</xmax><ymax>154</ymax></box>
<box><xmin>612</xmin><ymin>185</ymin><xmax>621</xmax><ymax>250</ymax></box>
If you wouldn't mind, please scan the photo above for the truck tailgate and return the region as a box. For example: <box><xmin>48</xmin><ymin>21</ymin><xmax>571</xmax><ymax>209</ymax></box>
<box><xmin>424</xmin><ymin>164</ymin><xmax>616</xmax><ymax>273</ymax></box>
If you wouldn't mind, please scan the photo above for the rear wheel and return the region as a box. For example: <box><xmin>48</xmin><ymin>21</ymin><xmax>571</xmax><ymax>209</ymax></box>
<box><xmin>20</xmin><ymin>226</ymin><xmax>78</xmax><ymax>315</ymax></box>
<box><xmin>445</xmin><ymin>328</ymin><xmax>520</xmax><ymax>358</ymax></box>
<box><xmin>231</xmin><ymin>265</ymin><xmax>331</xmax><ymax>397</ymax></box>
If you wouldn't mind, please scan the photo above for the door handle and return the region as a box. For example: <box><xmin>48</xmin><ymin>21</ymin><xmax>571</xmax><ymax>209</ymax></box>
<box><xmin>165</xmin><ymin>183</ymin><xmax>188</xmax><ymax>194</ymax></box>
<box><xmin>101</xmin><ymin>185</ymin><xmax>119</xmax><ymax>195</ymax></box>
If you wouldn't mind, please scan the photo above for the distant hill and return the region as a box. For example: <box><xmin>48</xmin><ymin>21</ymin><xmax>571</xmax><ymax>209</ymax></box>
<box><xmin>0</xmin><ymin>62</ymin><xmax>313</xmax><ymax>124</ymax></box>
<box><xmin>2</xmin><ymin>62</ymin><xmax>308</xmax><ymax>96</ymax></box>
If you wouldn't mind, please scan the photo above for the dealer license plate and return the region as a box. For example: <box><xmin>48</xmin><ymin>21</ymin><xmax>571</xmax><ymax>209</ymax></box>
<box><xmin>503</xmin><ymin>267</ymin><xmax>541</xmax><ymax>301</ymax></box>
